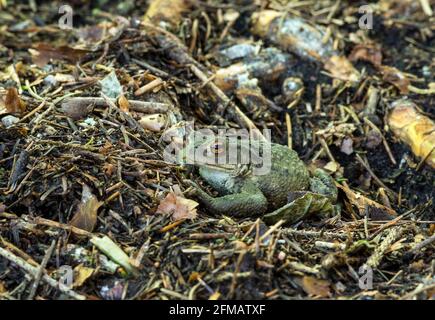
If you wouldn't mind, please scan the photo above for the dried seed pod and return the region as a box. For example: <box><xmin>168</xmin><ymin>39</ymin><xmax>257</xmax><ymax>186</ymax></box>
<box><xmin>251</xmin><ymin>10</ymin><xmax>360</xmax><ymax>82</ymax></box>
<box><xmin>388</xmin><ymin>99</ymin><xmax>435</xmax><ymax>169</ymax></box>
<box><xmin>214</xmin><ymin>47</ymin><xmax>291</xmax><ymax>92</ymax></box>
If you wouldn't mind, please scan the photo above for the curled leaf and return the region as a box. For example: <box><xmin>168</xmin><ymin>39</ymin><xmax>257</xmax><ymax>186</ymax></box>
<box><xmin>4</xmin><ymin>87</ymin><xmax>25</xmax><ymax>114</ymax></box>
<box><xmin>69</xmin><ymin>185</ymin><xmax>103</xmax><ymax>232</ymax></box>
<box><xmin>379</xmin><ymin>65</ymin><xmax>410</xmax><ymax>94</ymax></box>
<box><xmin>388</xmin><ymin>99</ymin><xmax>435</xmax><ymax>169</ymax></box>
<box><xmin>156</xmin><ymin>192</ymin><xmax>198</xmax><ymax>221</ymax></box>
<box><xmin>349</xmin><ymin>43</ymin><xmax>383</xmax><ymax>66</ymax></box>
<box><xmin>301</xmin><ymin>276</ymin><xmax>331</xmax><ymax>298</ymax></box>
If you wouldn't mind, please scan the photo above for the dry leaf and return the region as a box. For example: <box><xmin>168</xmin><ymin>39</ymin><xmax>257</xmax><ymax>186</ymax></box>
<box><xmin>338</xmin><ymin>183</ymin><xmax>397</xmax><ymax>219</ymax></box>
<box><xmin>73</xmin><ymin>264</ymin><xmax>95</xmax><ymax>288</ymax></box>
<box><xmin>324</xmin><ymin>55</ymin><xmax>360</xmax><ymax>82</ymax></box>
<box><xmin>118</xmin><ymin>94</ymin><xmax>130</xmax><ymax>113</ymax></box>
<box><xmin>69</xmin><ymin>185</ymin><xmax>103</xmax><ymax>232</ymax></box>
<box><xmin>156</xmin><ymin>192</ymin><xmax>198</xmax><ymax>221</ymax></box>
<box><xmin>144</xmin><ymin>0</ymin><xmax>192</xmax><ymax>27</ymax></box>
<box><xmin>30</xmin><ymin>43</ymin><xmax>88</xmax><ymax>67</ymax></box>
<box><xmin>4</xmin><ymin>87</ymin><xmax>25</xmax><ymax>114</ymax></box>
<box><xmin>302</xmin><ymin>276</ymin><xmax>331</xmax><ymax>298</ymax></box>
<box><xmin>387</xmin><ymin>99</ymin><xmax>435</xmax><ymax>168</ymax></box>
<box><xmin>379</xmin><ymin>65</ymin><xmax>410</xmax><ymax>94</ymax></box>
<box><xmin>349</xmin><ymin>43</ymin><xmax>383</xmax><ymax>66</ymax></box>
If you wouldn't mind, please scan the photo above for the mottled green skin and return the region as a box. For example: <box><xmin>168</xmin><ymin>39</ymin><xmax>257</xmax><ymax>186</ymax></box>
<box><xmin>184</xmin><ymin>141</ymin><xmax>337</xmax><ymax>221</ymax></box>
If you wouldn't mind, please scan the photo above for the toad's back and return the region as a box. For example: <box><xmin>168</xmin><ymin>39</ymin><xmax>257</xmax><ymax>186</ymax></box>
<box><xmin>250</xmin><ymin>143</ymin><xmax>310</xmax><ymax>210</ymax></box>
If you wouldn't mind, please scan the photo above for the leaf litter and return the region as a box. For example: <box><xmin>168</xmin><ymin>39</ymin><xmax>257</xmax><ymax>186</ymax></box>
<box><xmin>0</xmin><ymin>0</ymin><xmax>433</xmax><ymax>300</ymax></box>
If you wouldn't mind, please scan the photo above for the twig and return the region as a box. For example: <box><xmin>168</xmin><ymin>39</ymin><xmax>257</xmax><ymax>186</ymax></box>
<box><xmin>406</xmin><ymin>233</ymin><xmax>435</xmax><ymax>255</ymax></box>
<box><xmin>27</xmin><ymin>240</ymin><xmax>56</xmax><ymax>300</ymax></box>
<box><xmin>189</xmin><ymin>64</ymin><xmax>265</xmax><ymax>141</ymax></box>
<box><xmin>355</xmin><ymin>153</ymin><xmax>394</xmax><ymax>195</ymax></box>
<box><xmin>134</xmin><ymin>78</ymin><xmax>164</xmax><ymax>96</ymax></box>
<box><xmin>0</xmin><ymin>246</ymin><xmax>85</xmax><ymax>300</ymax></box>
<box><xmin>400</xmin><ymin>282</ymin><xmax>435</xmax><ymax>300</ymax></box>
<box><xmin>364</xmin><ymin>117</ymin><xmax>397</xmax><ymax>165</ymax></box>
<box><xmin>283</xmin><ymin>228</ymin><xmax>348</xmax><ymax>240</ymax></box>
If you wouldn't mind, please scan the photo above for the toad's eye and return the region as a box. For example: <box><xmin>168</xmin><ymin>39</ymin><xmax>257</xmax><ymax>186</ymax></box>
<box><xmin>210</xmin><ymin>142</ymin><xmax>224</xmax><ymax>154</ymax></box>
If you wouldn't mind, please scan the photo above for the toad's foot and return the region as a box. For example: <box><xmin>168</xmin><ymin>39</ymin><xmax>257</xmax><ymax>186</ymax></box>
<box><xmin>263</xmin><ymin>191</ymin><xmax>335</xmax><ymax>225</ymax></box>
<box><xmin>309</xmin><ymin>168</ymin><xmax>338</xmax><ymax>202</ymax></box>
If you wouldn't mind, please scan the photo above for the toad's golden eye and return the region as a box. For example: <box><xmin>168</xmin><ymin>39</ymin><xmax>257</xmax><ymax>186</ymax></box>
<box><xmin>210</xmin><ymin>142</ymin><xmax>224</xmax><ymax>154</ymax></box>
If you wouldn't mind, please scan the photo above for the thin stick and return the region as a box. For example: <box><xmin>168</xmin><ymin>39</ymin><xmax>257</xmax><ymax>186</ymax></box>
<box><xmin>355</xmin><ymin>153</ymin><xmax>394</xmax><ymax>194</ymax></box>
<box><xmin>0</xmin><ymin>246</ymin><xmax>85</xmax><ymax>300</ymax></box>
<box><xmin>189</xmin><ymin>64</ymin><xmax>265</xmax><ymax>141</ymax></box>
<box><xmin>364</xmin><ymin>117</ymin><xmax>397</xmax><ymax>165</ymax></box>
<box><xmin>27</xmin><ymin>240</ymin><xmax>56</xmax><ymax>300</ymax></box>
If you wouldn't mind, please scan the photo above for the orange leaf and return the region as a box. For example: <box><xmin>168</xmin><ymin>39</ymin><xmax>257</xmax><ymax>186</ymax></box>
<box><xmin>4</xmin><ymin>87</ymin><xmax>25</xmax><ymax>114</ymax></box>
<box><xmin>118</xmin><ymin>94</ymin><xmax>130</xmax><ymax>113</ymax></box>
<box><xmin>156</xmin><ymin>192</ymin><xmax>198</xmax><ymax>221</ymax></box>
<box><xmin>301</xmin><ymin>276</ymin><xmax>331</xmax><ymax>298</ymax></box>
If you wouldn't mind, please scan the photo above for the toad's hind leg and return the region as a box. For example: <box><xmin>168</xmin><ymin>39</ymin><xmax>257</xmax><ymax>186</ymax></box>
<box><xmin>263</xmin><ymin>192</ymin><xmax>334</xmax><ymax>225</ymax></box>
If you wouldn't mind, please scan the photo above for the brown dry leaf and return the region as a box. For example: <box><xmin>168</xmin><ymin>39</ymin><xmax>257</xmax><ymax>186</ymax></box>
<box><xmin>103</xmin><ymin>163</ymin><xmax>116</xmax><ymax>177</ymax></box>
<box><xmin>156</xmin><ymin>192</ymin><xmax>198</xmax><ymax>221</ymax></box>
<box><xmin>302</xmin><ymin>276</ymin><xmax>331</xmax><ymax>298</ymax></box>
<box><xmin>0</xmin><ymin>281</ymin><xmax>6</xmax><ymax>294</ymax></box>
<box><xmin>118</xmin><ymin>94</ymin><xmax>130</xmax><ymax>113</ymax></box>
<box><xmin>387</xmin><ymin>99</ymin><xmax>435</xmax><ymax>168</ymax></box>
<box><xmin>30</xmin><ymin>43</ymin><xmax>88</xmax><ymax>67</ymax></box>
<box><xmin>73</xmin><ymin>264</ymin><xmax>95</xmax><ymax>288</ymax></box>
<box><xmin>144</xmin><ymin>0</ymin><xmax>192</xmax><ymax>27</ymax></box>
<box><xmin>379</xmin><ymin>65</ymin><xmax>410</xmax><ymax>94</ymax></box>
<box><xmin>324</xmin><ymin>55</ymin><xmax>361</xmax><ymax>82</ymax></box>
<box><xmin>76</xmin><ymin>25</ymin><xmax>105</xmax><ymax>44</ymax></box>
<box><xmin>4</xmin><ymin>87</ymin><xmax>25</xmax><ymax>114</ymax></box>
<box><xmin>349</xmin><ymin>43</ymin><xmax>382</xmax><ymax>66</ymax></box>
<box><xmin>69</xmin><ymin>184</ymin><xmax>103</xmax><ymax>232</ymax></box>
<box><xmin>338</xmin><ymin>183</ymin><xmax>397</xmax><ymax>220</ymax></box>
